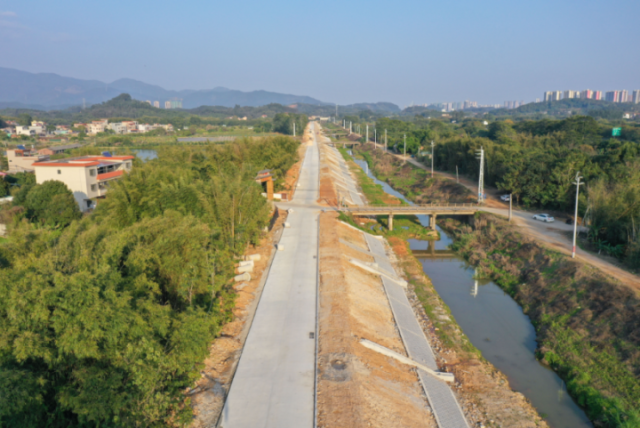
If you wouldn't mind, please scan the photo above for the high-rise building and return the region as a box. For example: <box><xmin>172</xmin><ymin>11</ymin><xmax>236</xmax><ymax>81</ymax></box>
<box><xmin>153</xmin><ymin>101</ymin><xmax>160</xmax><ymax>108</ymax></box>
<box><xmin>564</xmin><ymin>90</ymin><xmax>578</xmax><ymax>99</ymax></box>
<box><xmin>552</xmin><ymin>91</ymin><xmax>562</xmax><ymax>101</ymax></box>
<box><xmin>633</xmin><ymin>90</ymin><xmax>640</xmax><ymax>104</ymax></box>
<box><xmin>580</xmin><ymin>89</ymin><xmax>594</xmax><ymax>99</ymax></box>
<box><xmin>164</xmin><ymin>101</ymin><xmax>172</xmax><ymax>109</ymax></box>
<box><xmin>544</xmin><ymin>91</ymin><xmax>553</xmax><ymax>101</ymax></box>
<box><xmin>620</xmin><ymin>90</ymin><xmax>629</xmax><ymax>103</ymax></box>
<box><xmin>593</xmin><ymin>91</ymin><xmax>602</xmax><ymax>100</ymax></box>
<box><xmin>605</xmin><ymin>91</ymin><xmax>621</xmax><ymax>102</ymax></box>
<box><xmin>145</xmin><ymin>100</ymin><xmax>151</xmax><ymax>105</ymax></box>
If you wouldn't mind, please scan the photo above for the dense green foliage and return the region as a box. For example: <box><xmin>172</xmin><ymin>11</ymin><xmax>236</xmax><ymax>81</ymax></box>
<box><xmin>373</xmin><ymin>115</ymin><xmax>640</xmax><ymax>268</ymax></box>
<box><xmin>0</xmin><ymin>135</ymin><xmax>300</xmax><ymax>427</ymax></box>
<box><xmin>272</xmin><ymin>113</ymin><xmax>308</xmax><ymax>136</ymax></box>
<box><xmin>21</xmin><ymin>181</ymin><xmax>82</xmax><ymax>228</ymax></box>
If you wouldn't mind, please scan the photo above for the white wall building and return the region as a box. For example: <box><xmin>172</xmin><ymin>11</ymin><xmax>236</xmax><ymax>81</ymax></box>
<box><xmin>33</xmin><ymin>155</ymin><xmax>134</xmax><ymax>212</ymax></box>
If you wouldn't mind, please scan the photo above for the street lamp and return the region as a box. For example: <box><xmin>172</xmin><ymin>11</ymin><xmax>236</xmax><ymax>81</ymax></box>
<box><xmin>572</xmin><ymin>172</ymin><xmax>584</xmax><ymax>258</ymax></box>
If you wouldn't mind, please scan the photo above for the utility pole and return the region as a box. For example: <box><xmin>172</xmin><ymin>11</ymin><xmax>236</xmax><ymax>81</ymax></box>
<box><xmin>293</xmin><ymin>122</ymin><xmax>295</xmax><ymax>137</ymax></box>
<box><xmin>403</xmin><ymin>134</ymin><xmax>406</xmax><ymax>162</ymax></box>
<box><xmin>385</xmin><ymin>129</ymin><xmax>387</xmax><ymax>152</ymax></box>
<box><xmin>366</xmin><ymin>125</ymin><xmax>369</xmax><ymax>144</ymax></box>
<box><xmin>349</xmin><ymin>121</ymin><xmax>352</xmax><ymax>135</ymax></box>
<box><xmin>374</xmin><ymin>128</ymin><xmax>377</xmax><ymax>149</ymax></box>
<box><xmin>343</xmin><ymin>119</ymin><xmax>345</xmax><ymax>128</ymax></box>
<box><xmin>456</xmin><ymin>165</ymin><xmax>459</xmax><ymax>183</ymax></box>
<box><xmin>477</xmin><ymin>147</ymin><xmax>485</xmax><ymax>204</ymax></box>
<box><xmin>430</xmin><ymin>140</ymin><xmax>435</xmax><ymax>178</ymax></box>
<box><xmin>509</xmin><ymin>194</ymin><xmax>512</xmax><ymax>222</ymax></box>
<box><xmin>572</xmin><ymin>172</ymin><xmax>584</xmax><ymax>258</ymax></box>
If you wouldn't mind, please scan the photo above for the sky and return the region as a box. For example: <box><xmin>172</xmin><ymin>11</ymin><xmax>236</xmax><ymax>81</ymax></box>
<box><xmin>1</xmin><ymin>0</ymin><xmax>639</xmax><ymax>107</ymax></box>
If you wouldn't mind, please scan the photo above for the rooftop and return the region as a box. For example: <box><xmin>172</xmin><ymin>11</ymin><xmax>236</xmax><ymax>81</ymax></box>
<box><xmin>32</xmin><ymin>155</ymin><xmax>134</xmax><ymax>168</ymax></box>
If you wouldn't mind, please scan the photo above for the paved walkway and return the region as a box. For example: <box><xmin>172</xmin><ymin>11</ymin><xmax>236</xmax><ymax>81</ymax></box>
<box><xmin>220</xmin><ymin>124</ymin><xmax>321</xmax><ymax>428</ymax></box>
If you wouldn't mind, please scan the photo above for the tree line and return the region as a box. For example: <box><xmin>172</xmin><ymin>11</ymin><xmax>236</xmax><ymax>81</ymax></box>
<box><xmin>372</xmin><ymin>115</ymin><xmax>640</xmax><ymax>269</ymax></box>
<box><xmin>0</xmin><ymin>135</ymin><xmax>300</xmax><ymax>426</ymax></box>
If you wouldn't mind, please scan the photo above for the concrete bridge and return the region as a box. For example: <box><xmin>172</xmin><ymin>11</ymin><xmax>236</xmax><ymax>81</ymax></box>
<box><xmin>340</xmin><ymin>203</ymin><xmax>479</xmax><ymax>230</ymax></box>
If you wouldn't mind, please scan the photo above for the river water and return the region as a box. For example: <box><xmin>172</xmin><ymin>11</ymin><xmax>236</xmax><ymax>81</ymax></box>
<box><xmin>352</xmin><ymin>157</ymin><xmax>592</xmax><ymax>428</ymax></box>
<box><xmin>134</xmin><ymin>149</ymin><xmax>158</xmax><ymax>162</ymax></box>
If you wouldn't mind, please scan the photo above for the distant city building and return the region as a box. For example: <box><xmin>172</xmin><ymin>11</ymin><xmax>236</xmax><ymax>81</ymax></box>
<box><xmin>164</xmin><ymin>99</ymin><xmax>183</xmax><ymax>109</ymax></box>
<box><xmin>633</xmin><ymin>90</ymin><xmax>640</xmax><ymax>104</ymax></box>
<box><xmin>620</xmin><ymin>90</ymin><xmax>629</xmax><ymax>103</ymax></box>
<box><xmin>605</xmin><ymin>91</ymin><xmax>621</xmax><ymax>103</ymax></box>
<box><xmin>580</xmin><ymin>89</ymin><xmax>594</xmax><ymax>99</ymax></box>
<box><xmin>593</xmin><ymin>91</ymin><xmax>602</xmax><ymax>100</ymax></box>
<box><xmin>153</xmin><ymin>101</ymin><xmax>160</xmax><ymax>108</ymax></box>
<box><xmin>145</xmin><ymin>100</ymin><xmax>151</xmax><ymax>105</ymax></box>
<box><xmin>564</xmin><ymin>90</ymin><xmax>578</xmax><ymax>99</ymax></box>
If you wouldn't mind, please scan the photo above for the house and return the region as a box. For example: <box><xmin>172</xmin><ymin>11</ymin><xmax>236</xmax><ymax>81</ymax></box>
<box><xmin>38</xmin><ymin>143</ymin><xmax>83</xmax><ymax>156</ymax></box>
<box><xmin>6</xmin><ymin>149</ymin><xmax>50</xmax><ymax>172</ymax></box>
<box><xmin>107</xmin><ymin>122</ymin><xmax>128</xmax><ymax>134</ymax></box>
<box><xmin>86</xmin><ymin>120</ymin><xmax>109</xmax><ymax>135</ymax></box>
<box><xmin>16</xmin><ymin>121</ymin><xmax>46</xmax><ymax>136</ymax></box>
<box><xmin>33</xmin><ymin>154</ymin><xmax>135</xmax><ymax>212</ymax></box>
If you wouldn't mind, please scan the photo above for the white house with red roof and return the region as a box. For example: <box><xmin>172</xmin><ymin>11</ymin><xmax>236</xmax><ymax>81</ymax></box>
<box><xmin>33</xmin><ymin>155</ymin><xmax>134</xmax><ymax>211</ymax></box>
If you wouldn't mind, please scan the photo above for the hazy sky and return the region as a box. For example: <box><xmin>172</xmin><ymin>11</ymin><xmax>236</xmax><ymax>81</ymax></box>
<box><xmin>1</xmin><ymin>0</ymin><xmax>639</xmax><ymax>107</ymax></box>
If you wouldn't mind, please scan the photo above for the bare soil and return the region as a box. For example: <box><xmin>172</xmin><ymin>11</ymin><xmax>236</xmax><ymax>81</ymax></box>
<box><xmin>317</xmin><ymin>213</ymin><xmax>437</xmax><ymax>428</ymax></box>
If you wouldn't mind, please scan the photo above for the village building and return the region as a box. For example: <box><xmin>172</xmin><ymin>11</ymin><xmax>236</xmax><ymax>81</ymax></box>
<box><xmin>33</xmin><ymin>154</ymin><xmax>134</xmax><ymax>211</ymax></box>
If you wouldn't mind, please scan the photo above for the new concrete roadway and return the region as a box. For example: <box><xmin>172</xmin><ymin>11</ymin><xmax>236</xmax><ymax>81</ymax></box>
<box><xmin>220</xmin><ymin>123</ymin><xmax>321</xmax><ymax>427</ymax></box>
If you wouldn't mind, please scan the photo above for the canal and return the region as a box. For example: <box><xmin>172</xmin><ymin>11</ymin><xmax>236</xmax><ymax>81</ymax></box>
<box><xmin>352</xmin><ymin>157</ymin><xmax>592</xmax><ymax>428</ymax></box>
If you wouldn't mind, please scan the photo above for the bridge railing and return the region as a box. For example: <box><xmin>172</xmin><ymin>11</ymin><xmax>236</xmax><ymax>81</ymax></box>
<box><xmin>342</xmin><ymin>203</ymin><xmax>480</xmax><ymax>211</ymax></box>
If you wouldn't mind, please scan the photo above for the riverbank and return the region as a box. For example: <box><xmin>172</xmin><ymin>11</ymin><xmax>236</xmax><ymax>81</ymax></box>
<box><xmin>335</xmin><ymin>147</ymin><xmax>548</xmax><ymax>427</ymax></box>
<box><xmin>352</xmin><ymin>144</ymin><xmax>640</xmax><ymax>427</ymax></box>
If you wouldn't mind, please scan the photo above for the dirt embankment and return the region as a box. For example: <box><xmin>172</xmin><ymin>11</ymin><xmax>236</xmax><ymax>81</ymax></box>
<box><xmin>317</xmin><ymin>213</ymin><xmax>437</xmax><ymax>428</ymax></box>
<box><xmin>357</xmin><ymin>144</ymin><xmax>476</xmax><ymax>204</ymax></box>
<box><xmin>318</xmin><ymin>139</ymin><xmax>547</xmax><ymax>427</ymax></box>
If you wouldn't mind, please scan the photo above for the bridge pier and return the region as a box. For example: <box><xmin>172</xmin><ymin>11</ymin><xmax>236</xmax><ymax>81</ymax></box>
<box><xmin>388</xmin><ymin>214</ymin><xmax>394</xmax><ymax>231</ymax></box>
<box><xmin>429</xmin><ymin>214</ymin><xmax>437</xmax><ymax>230</ymax></box>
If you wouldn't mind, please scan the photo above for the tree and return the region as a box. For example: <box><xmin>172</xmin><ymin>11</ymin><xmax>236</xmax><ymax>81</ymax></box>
<box><xmin>24</xmin><ymin>180</ymin><xmax>82</xmax><ymax>228</ymax></box>
<box><xmin>17</xmin><ymin>114</ymin><xmax>33</xmax><ymax>127</ymax></box>
<box><xmin>0</xmin><ymin>116</ymin><xmax>6</xmax><ymax>128</ymax></box>
<box><xmin>0</xmin><ymin>178</ymin><xmax>9</xmax><ymax>197</ymax></box>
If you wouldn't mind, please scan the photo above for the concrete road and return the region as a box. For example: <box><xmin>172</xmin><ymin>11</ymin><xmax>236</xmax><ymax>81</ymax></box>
<box><xmin>220</xmin><ymin>123</ymin><xmax>321</xmax><ymax>427</ymax></box>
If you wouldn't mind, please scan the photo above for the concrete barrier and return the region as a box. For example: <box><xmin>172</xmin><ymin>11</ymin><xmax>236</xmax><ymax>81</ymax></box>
<box><xmin>245</xmin><ymin>254</ymin><xmax>261</xmax><ymax>261</ymax></box>
<box><xmin>239</xmin><ymin>260</ymin><xmax>254</xmax><ymax>267</ymax></box>
<box><xmin>236</xmin><ymin>265</ymin><xmax>254</xmax><ymax>274</ymax></box>
<box><xmin>284</xmin><ymin>222</ymin><xmax>291</xmax><ymax>228</ymax></box>
<box><xmin>359</xmin><ymin>339</ymin><xmax>455</xmax><ymax>383</ymax></box>
<box><xmin>234</xmin><ymin>272</ymin><xmax>251</xmax><ymax>282</ymax></box>
<box><xmin>277</xmin><ymin>244</ymin><xmax>285</xmax><ymax>251</ymax></box>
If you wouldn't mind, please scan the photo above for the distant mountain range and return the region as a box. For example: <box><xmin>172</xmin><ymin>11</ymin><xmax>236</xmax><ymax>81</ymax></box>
<box><xmin>0</xmin><ymin>67</ymin><xmax>329</xmax><ymax>110</ymax></box>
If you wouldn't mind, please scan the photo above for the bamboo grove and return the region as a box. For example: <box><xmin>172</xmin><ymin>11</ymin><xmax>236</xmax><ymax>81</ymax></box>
<box><xmin>0</xmin><ymin>136</ymin><xmax>299</xmax><ymax>427</ymax></box>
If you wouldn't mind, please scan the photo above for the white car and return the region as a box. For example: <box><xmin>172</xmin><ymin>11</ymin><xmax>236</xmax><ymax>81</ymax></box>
<box><xmin>533</xmin><ymin>214</ymin><xmax>555</xmax><ymax>223</ymax></box>
<box><xmin>500</xmin><ymin>194</ymin><xmax>510</xmax><ymax>202</ymax></box>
